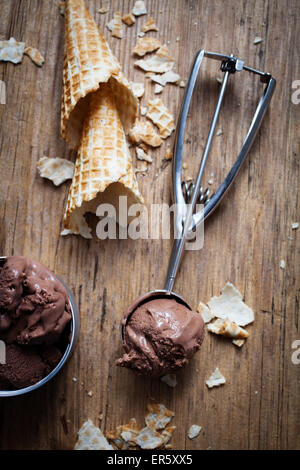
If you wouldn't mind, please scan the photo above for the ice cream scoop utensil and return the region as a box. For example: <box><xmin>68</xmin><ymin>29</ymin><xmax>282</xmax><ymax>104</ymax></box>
<box><xmin>121</xmin><ymin>51</ymin><xmax>275</xmax><ymax>340</ymax></box>
<box><xmin>165</xmin><ymin>50</ymin><xmax>276</xmax><ymax>291</ymax></box>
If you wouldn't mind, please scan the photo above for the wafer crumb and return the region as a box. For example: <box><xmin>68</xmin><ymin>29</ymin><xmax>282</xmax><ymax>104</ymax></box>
<box><xmin>37</xmin><ymin>156</ymin><xmax>74</xmax><ymax>186</ymax></box>
<box><xmin>133</xmin><ymin>37</ymin><xmax>162</xmax><ymax>57</ymax></box>
<box><xmin>188</xmin><ymin>425</ymin><xmax>202</xmax><ymax>439</ymax></box>
<box><xmin>0</xmin><ymin>37</ymin><xmax>25</xmax><ymax>64</ymax></box>
<box><xmin>142</xmin><ymin>17</ymin><xmax>158</xmax><ymax>33</ymax></box>
<box><xmin>206</xmin><ymin>368</ymin><xmax>226</xmax><ymax>388</ymax></box>
<box><xmin>131</xmin><ymin>82</ymin><xmax>145</xmax><ymax>98</ymax></box>
<box><xmin>165</xmin><ymin>148</ymin><xmax>173</xmax><ymax>160</ymax></box>
<box><xmin>122</xmin><ymin>12</ymin><xmax>135</xmax><ymax>26</ymax></box>
<box><xmin>129</xmin><ymin>120</ymin><xmax>162</xmax><ymax>147</ymax></box>
<box><xmin>154</xmin><ymin>84</ymin><xmax>163</xmax><ymax>94</ymax></box>
<box><xmin>132</xmin><ymin>1</ymin><xmax>147</xmax><ymax>17</ymax></box>
<box><xmin>75</xmin><ymin>420</ymin><xmax>113</xmax><ymax>450</ymax></box>
<box><xmin>107</xmin><ymin>12</ymin><xmax>123</xmax><ymax>39</ymax></box>
<box><xmin>0</xmin><ymin>80</ymin><xmax>6</xmax><ymax>104</ymax></box>
<box><xmin>25</xmin><ymin>46</ymin><xmax>45</xmax><ymax>66</ymax></box>
<box><xmin>150</xmin><ymin>71</ymin><xmax>181</xmax><ymax>87</ymax></box>
<box><xmin>136</xmin><ymin>146</ymin><xmax>153</xmax><ymax>163</ymax></box>
<box><xmin>146</xmin><ymin>98</ymin><xmax>175</xmax><ymax>138</ymax></box>
<box><xmin>232</xmin><ymin>339</ymin><xmax>245</xmax><ymax>347</ymax></box>
<box><xmin>207</xmin><ymin>282</ymin><xmax>254</xmax><ymax>327</ymax></box>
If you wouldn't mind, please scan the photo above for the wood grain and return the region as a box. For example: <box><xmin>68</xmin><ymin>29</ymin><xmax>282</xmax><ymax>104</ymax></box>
<box><xmin>0</xmin><ymin>0</ymin><xmax>299</xmax><ymax>450</ymax></box>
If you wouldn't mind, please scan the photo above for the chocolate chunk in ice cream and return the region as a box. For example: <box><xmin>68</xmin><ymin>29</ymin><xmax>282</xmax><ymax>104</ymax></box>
<box><xmin>0</xmin><ymin>256</ymin><xmax>72</xmax><ymax>390</ymax></box>
<box><xmin>117</xmin><ymin>297</ymin><xmax>205</xmax><ymax>377</ymax></box>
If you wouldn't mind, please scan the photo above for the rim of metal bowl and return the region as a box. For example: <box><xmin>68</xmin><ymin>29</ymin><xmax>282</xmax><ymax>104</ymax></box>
<box><xmin>0</xmin><ymin>262</ymin><xmax>80</xmax><ymax>398</ymax></box>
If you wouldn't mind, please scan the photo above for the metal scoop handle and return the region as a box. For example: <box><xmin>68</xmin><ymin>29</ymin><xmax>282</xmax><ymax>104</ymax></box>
<box><xmin>164</xmin><ymin>50</ymin><xmax>276</xmax><ymax>292</ymax></box>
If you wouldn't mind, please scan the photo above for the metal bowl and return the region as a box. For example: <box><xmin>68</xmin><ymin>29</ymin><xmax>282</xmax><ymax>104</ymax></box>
<box><xmin>0</xmin><ymin>258</ymin><xmax>80</xmax><ymax>397</ymax></box>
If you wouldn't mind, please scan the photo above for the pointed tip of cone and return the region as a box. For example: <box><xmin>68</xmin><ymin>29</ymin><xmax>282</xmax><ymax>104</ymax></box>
<box><xmin>61</xmin><ymin>0</ymin><xmax>138</xmax><ymax>149</ymax></box>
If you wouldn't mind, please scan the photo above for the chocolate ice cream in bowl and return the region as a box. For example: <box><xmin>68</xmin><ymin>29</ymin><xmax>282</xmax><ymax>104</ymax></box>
<box><xmin>117</xmin><ymin>50</ymin><xmax>276</xmax><ymax>377</ymax></box>
<box><xmin>0</xmin><ymin>256</ymin><xmax>79</xmax><ymax>397</ymax></box>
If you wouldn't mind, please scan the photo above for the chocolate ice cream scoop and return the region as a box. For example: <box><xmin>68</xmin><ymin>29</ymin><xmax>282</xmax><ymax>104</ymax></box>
<box><xmin>117</xmin><ymin>294</ymin><xmax>205</xmax><ymax>377</ymax></box>
<box><xmin>0</xmin><ymin>256</ymin><xmax>72</xmax><ymax>345</ymax></box>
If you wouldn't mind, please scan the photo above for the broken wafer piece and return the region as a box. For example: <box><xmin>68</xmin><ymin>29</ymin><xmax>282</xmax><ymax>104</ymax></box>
<box><xmin>107</xmin><ymin>418</ymin><xmax>140</xmax><ymax>450</ymax></box>
<box><xmin>150</xmin><ymin>71</ymin><xmax>181</xmax><ymax>86</ymax></box>
<box><xmin>145</xmin><ymin>403</ymin><xmax>174</xmax><ymax>431</ymax></box>
<box><xmin>74</xmin><ymin>419</ymin><xmax>113</xmax><ymax>450</ymax></box>
<box><xmin>131</xmin><ymin>82</ymin><xmax>145</xmax><ymax>98</ymax></box>
<box><xmin>0</xmin><ymin>37</ymin><xmax>25</xmax><ymax>64</ymax></box>
<box><xmin>133</xmin><ymin>37</ymin><xmax>162</xmax><ymax>57</ymax></box>
<box><xmin>37</xmin><ymin>157</ymin><xmax>74</xmax><ymax>186</ymax></box>
<box><xmin>106</xmin><ymin>11</ymin><xmax>123</xmax><ymax>38</ymax></box>
<box><xmin>206</xmin><ymin>368</ymin><xmax>226</xmax><ymax>389</ymax></box>
<box><xmin>207</xmin><ymin>318</ymin><xmax>249</xmax><ymax>339</ymax></box>
<box><xmin>106</xmin><ymin>403</ymin><xmax>176</xmax><ymax>450</ymax></box>
<box><xmin>146</xmin><ymin>98</ymin><xmax>175</xmax><ymax>138</ymax></box>
<box><xmin>232</xmin><ymin>339</ymin><xmax>245</xmax><ymax>347</ymax></box>
<box><xmin>197</xmin><ymin>301</ymin><xmax>215</xmax><ymax>324</ymax></box>
<box><xmin>98</xmin><ymin>6</ymin><xmax>108</xmax><ymax>14</ymax></box>
<box><xmin>0</xmin><ymin>80</ymin><xmax>6</xmax><ymax>105</ymax></box>
<box><xmin>188</xmin><ymin>425</ymin><xmax>202</xmax><ymax>439</ymax></box>
<box><xmin>24</xmin><ymin>46</ymin><xmax>45</xmax><ymax>66</ymax></box>
<box><xmin>129</xmin><ymin>119</ymin><xmax>162</xmax><ymax>147</ymax></box>
<box><xmin>154</xmin><ymin>84</ymin><xmax>163</xmax><ymax>94</ymax></box>
<box><xmin>132</xmin><ymin>1</ymin><xmax>147</xmax><ymax>16</ymax></box>
<box><xmin>136</xmin><ymin>147</ymin><xmax>152</xmax><ymax>163</ymax></box>
<box><xmin>133</xmin><ymin>427</ymin><xmax>163</xmax><ymax>449</ymax></box>
<box><xmin>207</xmin><ymin>282</ymin><xmax>254</xmax><ymax>327</ymax></box>
<box><xmin>142</xmin><ymin>17</ymin><xmax>158</xmax><ymax>33</ymax></box>
<box><xmin>122</xmin><ymin>13</ymin><xmax>135</xmax><ymax>26</ymax></box>
<box><xmin>135</xmin><ymin>426</ymin><xmax>176</xmax><ymax>449</ymax></box>
<box><xmin>135</xmin><ymin>46</ymin><xmax>174</xmax><ymax>73</ymax></box>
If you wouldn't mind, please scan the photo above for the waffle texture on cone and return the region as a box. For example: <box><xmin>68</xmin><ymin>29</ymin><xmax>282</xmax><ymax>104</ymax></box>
<box><xmin>60</xmin><ymin>0</ymin><xmax>143</xmax><ymax>238</ymax></box>
<box><xmin>63</xmin><ymin>83</ymin><xmax>143</xmax><ymax>238</ymax></box>
<box><xmin>62</xmin><ymin>0</ymin><xmax>138</xmax><ymax>150</ymax></box>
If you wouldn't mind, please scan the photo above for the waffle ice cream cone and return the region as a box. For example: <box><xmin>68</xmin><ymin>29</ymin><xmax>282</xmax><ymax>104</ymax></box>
<box><xmin>61</xmin><ymin>0</ymin><xmax>143</xmax><ymax>237</ymax></box>
<box><xmin>62</xmin><ymin>0</ymin><xmax>138</xmax><ymax>150</ymax></box>
<box><xmin>63</xmin><ymin>83</ymin><xmax>143</xmax><ymax>238</ymax></box>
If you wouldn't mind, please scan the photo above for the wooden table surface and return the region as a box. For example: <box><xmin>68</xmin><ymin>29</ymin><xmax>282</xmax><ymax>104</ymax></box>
<box><xmin>0</xmin><ymin>0</ymin><xmax>299</xmax><ymax>450</ymax></box>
